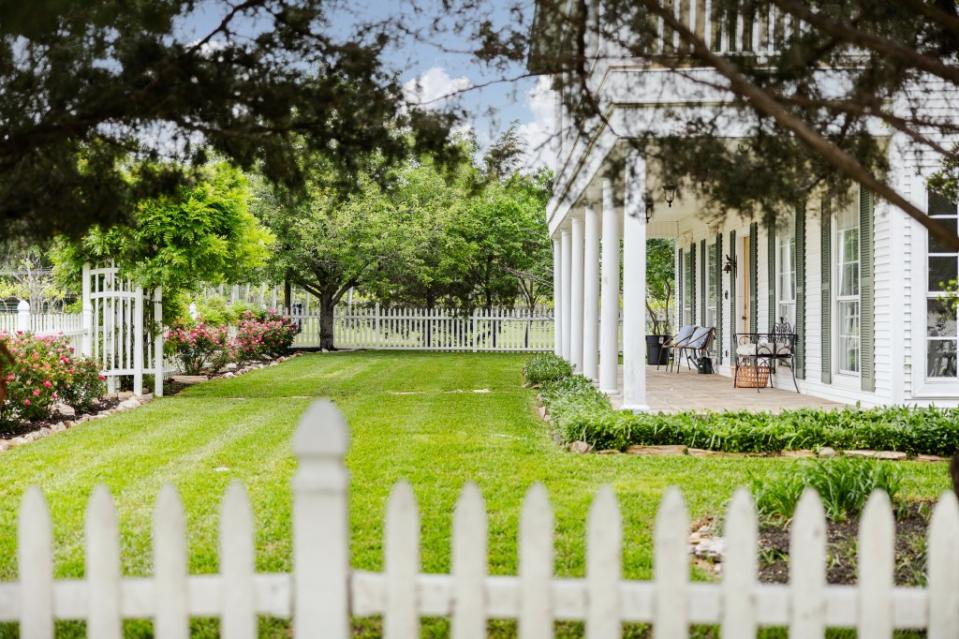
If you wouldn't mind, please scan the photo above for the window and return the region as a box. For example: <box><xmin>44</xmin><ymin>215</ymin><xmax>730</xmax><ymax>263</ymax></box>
<box><xmin>927</xmin><ymin>191</ymin><xmax>959</xmax><ymax>378</ymax></box>
<box><xmin>836</xmin><ymin>205</ymin><xmax>860</xmax><ymax>374</ymax></box>
<box><xmin>706</xmin><ymin>243</ymin><xmax>719</xmax><ymax>353</ymax></box>
<box><xmin>776</xmin><ymin>226</ymin><xmax>796</xmax><ymax>327</ymax></box>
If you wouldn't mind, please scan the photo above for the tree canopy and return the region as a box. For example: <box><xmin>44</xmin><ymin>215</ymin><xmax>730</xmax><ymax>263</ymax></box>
<box><xmin>0</xmin><ymin>0</ymin><xmax>460</xmax><ymax>239</ymax></box>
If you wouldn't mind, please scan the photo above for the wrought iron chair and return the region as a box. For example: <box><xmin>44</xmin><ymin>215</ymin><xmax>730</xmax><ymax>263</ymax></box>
<box><xmin>658</xmin><ymin>325</ymin><xmax>697</xmax><ymax>371</ymax></box>
<box><xmin>677</xmin><ymin>326</ymin><xmax>715</xmax><ymax>373</ymax></box>
<box><xmin>733</xmin><ymin>319</ymin><xmax>799</xmax><ymax>392</ymax></box>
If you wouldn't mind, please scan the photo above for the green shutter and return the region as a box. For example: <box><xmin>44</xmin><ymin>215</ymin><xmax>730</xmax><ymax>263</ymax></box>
<box><xmin>795</xmin><ymin>204</ymin><xmax>806</xmax><ymax>379</ymax></box>
<box><xmin>729</xmin><ymin>230</ymin><xmax>737</xmax><ymax>358</ymax></box>
<box><xmin>768</xmin><ymin>221</ymin><xmax>777</xmax><ymax>329</ymax></box>
<box><xmin>677</xmin><ymin>248</ymin><xmax>683</xmax><ymax>327</ymax></box>
<box><xmin>700</xmin><ymin>239</ymin><xmax>707</xmax><ymax>324</ymax></box>
<box><xmin>749</xmin><ymin>223</ymin><xmax>758</xmax><ymax>333</ymax></box>
<box><xmin>821</xmin><ymin>204</ymin><xmax>832</xmax><ymax>384</ymax></box>
<box><xmin>860</xmin><ymin>188</ymin><xmax>876</xmax><ymax>392</ymax></box>
<box><xmin>716</xmin><ymin>233</ymin><xmax>723</xmax><ymax>364</ymax></box>
<box><xmin>689</xmin><ymin>243</ymin><xmax>696</xmax><ymax>326</ymax></box>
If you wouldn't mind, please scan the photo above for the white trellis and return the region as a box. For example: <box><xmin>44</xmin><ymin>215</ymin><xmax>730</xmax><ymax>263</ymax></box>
<box><xmin>83</xmin><ymin>264</ymin><xmax>164</xmax><ymax>397</ymax></box>
<box><xmin>3</xmin><ymin>399</ymin><xmax>959</xmax><ymax>637</ymax></box>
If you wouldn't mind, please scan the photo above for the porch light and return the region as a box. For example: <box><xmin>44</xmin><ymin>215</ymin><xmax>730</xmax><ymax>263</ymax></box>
<box><xmin>642</xmin><ymin>192</ymin><xmax>654</xmax><ymax>223</ymax></box>
<box><xmin>663</xmin><ymin>183</ymin><xmax>677</xmax><ymax>207</ymax></box>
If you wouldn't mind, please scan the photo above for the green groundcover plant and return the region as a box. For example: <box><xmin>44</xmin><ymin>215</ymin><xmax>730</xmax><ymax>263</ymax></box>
<box><xmin>532</xmin><ymin>354</ymin><xmax>959</xmax><ymax>457</ymax></box>
<box><xmin>523</xmin><ymin>352</ymin><xmax>573</xmax><ymax>386</ymax></box>
<box><xmin>751</xmin><ymin>457</ymin><xmax>903</xmax><ymax>522</ymax></box>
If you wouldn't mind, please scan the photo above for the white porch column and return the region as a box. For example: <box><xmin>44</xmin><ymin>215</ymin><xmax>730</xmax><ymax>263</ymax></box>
<box><xmin>622</xmin><ymin>152</ymin><xmax>649</xmax><ymax>410</ymax></box>
<box><xmin>561</xmin><ymin>227</ymin><xmax>572</xmax><ymax>361</ymax></box>
<box><xmin>552</xmin><ymin>237</ymin><xmax>562</xmax><ymax>356</ymax></box>
<box><xmin>570</xmin><ymin>216</ymin><xmax>585</xmax><ymax>372</ymax></box>
<box><xmin>582</xmin><ymin>204</ymin><xmax>601</xmax><ymax>380</ymax></box>
<box><xmin>599</xmin><ymin>178</ymin><xmax>621</xmax><ymax>394</ymax></box>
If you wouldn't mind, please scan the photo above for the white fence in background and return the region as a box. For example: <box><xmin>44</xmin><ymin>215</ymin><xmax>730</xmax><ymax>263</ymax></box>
<box><xmin>0</xmin><ymin>305</ymin><xmax>86</xmax><ymax>354</ymax></box>
<box><xmin>292</xmin><ymin>306</ymin><xmax>555</xmax><ymax>352</ymax></box>
<box><xmin>3</xmin><ymin>400</ymin><xmax>959</xmax><ymax>637</ymax></box>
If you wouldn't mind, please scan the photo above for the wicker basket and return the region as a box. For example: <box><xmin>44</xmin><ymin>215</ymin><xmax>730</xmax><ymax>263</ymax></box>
<box><xmin>736</xmin><ymin>364</ymin><xmax>770</xmax><ymax>388</ymax></box>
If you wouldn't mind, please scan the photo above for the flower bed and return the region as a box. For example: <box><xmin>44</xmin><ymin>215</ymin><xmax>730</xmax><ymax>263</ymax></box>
<box><xmin>166</xmin><ymin>309</ymin><xmax>296</xmax><ymax>375</ymax></box>
<box><xmin>532</xmin><ymin>353</ymin><xmax>959</xmax><ymax>457</ymax></box>
<box><xmin>0</xmin><ymin>332</ymin><xmax>106</xmax><ymax>429</ymax></box>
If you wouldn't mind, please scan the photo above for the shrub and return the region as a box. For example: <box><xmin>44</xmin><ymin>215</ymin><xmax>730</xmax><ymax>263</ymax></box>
<box><xmin>165</xmin><ymin>323</ymin><xmax>232</xmax><ymax>374</ymax></box>
<box><xmin>536</xmin><ymin>360</ymin><xmax>959</xmax><ymax>456</ymax></box>
<box><xmin>0</xmin><ymin>332</ymin><xmax>105</xmax><ymax>426</ymax></box>
<box><xmin>523</xmin><ymin>353</ymin><xmax>573</xmax><ymax>386</ymax></box>
<box><xmin>234</xmin><ymin>310</ymin><xmax>296</xmax><ymax>361</ymax></box>
<box><xmin>752</xmin><ymin>458</ymin><xmax>903</xmax><ymax>522</ymax></box>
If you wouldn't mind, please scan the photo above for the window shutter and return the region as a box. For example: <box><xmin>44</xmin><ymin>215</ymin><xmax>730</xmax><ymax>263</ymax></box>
<box><xmin>768</xmin><ymin>221</ymin><xmax>776</xmax><ymax>330</ymax></box>
<box><xmin>700</xmin><ymin>239</ymin><xmax>707</xmax><ymax>324</ymax></box>
<box><xmin>689</xmin><ymin>243</ymin><xmax>696</xmax><ymax>326</ymax></box>
<box><xmin>860</xmin><ymin>188</ymin><xmax>876</xmax><ymax>392</ymax></box>
<box><xmin>795</xmin><ymin>204</ymin><xmax>806</xmax><ymax>379</ymax></box>
<box><xmin>821</xmin><ymin>204</ymin><xmax>832</xmax><ymax>384</ymax></box>
<box><xmin>729</xmin><ymin>230</ymin><xmax>737</xmax><ymax>358</ymax></box>
<box><xmin>716</xmin><ymin>233</ymin><xmax>723</xmax><ymax>364</ymax></box>
<box><xmin>677</xmin><ymin>248</ymin><xmax>683</xmax><ymax>327</ymax></box>
<box><xmin>749</xmin><ymin>223</ymin><xmax>758</xmax><ymax>333</ymax></box>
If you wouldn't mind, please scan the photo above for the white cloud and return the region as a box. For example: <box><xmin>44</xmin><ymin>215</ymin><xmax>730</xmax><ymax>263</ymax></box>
<box><xmin>403</xmin><ymin>67</ymin><xmax>473</xmax><ymax>109</ymax></box>
<box><xmin>516</xmin><ymin>76</ymin><xmax>558</xmax><ymax>172</ymax></box>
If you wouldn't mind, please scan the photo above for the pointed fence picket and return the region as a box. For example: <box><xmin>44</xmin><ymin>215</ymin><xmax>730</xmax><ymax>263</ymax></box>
<box><xmin>3</xmin><ymin>399</ymin><xmax>959</xmax><ymax>637</ymax></box>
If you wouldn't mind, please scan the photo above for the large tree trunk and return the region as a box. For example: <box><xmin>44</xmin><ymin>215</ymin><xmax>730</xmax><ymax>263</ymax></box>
<box><xmin>319</xmin><ymin>294</ymin><xmax>336</xmax><ymax>351</ymax></box>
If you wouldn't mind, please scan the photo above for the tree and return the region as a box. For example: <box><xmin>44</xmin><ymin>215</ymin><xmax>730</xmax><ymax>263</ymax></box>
<box><xmin>54</xmin><ymin>162</ymin><xmax>272</xmax><ymax>320</ymax></box>
<box><xmin>646</xmin><ymin>239</ymin><xmax>675</xmax><ymax>335</ymax></box>
<box><xmin>497</xmin><ymin>0</ymin><xmax>959</xmax><ymax>249</ymax></box>
<box><xmin>252</xmin><ymin>158</ymin><xmax>403</xmax><ymax>350</ymax></box>
<box><xmin>1</xmin><ymin>0</ymin><xmax>460</xmax><ymax>239</ymax></box>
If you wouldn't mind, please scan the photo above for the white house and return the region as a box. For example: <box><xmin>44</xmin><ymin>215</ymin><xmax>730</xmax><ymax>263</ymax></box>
<box><xmin>536</xmin><ymin>3</ymin><xmax>959</xmax><ymax>409</ymax></box>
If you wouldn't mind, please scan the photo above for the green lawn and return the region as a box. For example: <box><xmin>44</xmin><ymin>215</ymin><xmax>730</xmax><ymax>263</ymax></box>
<box><xmin>0</xmin><ymin>352</ymin><xmax>950</xmax><ymax>637</ymax></box>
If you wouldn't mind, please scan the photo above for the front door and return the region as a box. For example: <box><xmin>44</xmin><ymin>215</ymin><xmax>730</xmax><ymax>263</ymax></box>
<box><xmin>740</xmin><ymin>234</ymin><xmax>751</xmax><ymax>332</ymax></box>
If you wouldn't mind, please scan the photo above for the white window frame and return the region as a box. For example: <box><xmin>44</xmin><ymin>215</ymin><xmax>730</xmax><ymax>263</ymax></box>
<box><xmin>835</xmin><ymin>205</ymin><xmax>861</xmax><ymax>376</ymax></box>
<box><xmin>706</xmin><ymin>242</ymin><xmax>719</xmax><ymax>353</ymax></box>
<box><xmin>682</xmin><ymin>248</ymin><xmax>695</xmax><ymax>327</ymax></box>
<box><xmin>776</xmin><ymin>225</ymin><xmax>796</xmax><ymax>328</ymax></box>
<box><xmin>925</xmin><ymin>190</ymin><xmax>959</xmax><ymax>380</ymax></box>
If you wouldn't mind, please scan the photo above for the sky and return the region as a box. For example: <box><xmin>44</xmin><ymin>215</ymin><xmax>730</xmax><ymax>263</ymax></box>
<box><xmin>176</xmin><ymin>0</ymin><xmax>557</xmax><ymax>171</ymax></box>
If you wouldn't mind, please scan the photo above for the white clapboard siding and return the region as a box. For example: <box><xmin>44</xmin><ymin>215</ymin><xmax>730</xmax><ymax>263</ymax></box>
<box><xmin>3</xmin><ymin>400</ymin><xmax>959</xmax><ymax>636</ymax></box>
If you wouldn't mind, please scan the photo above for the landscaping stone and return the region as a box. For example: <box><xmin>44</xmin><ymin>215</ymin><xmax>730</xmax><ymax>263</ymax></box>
<box><xmin>917</xmin><ymin>454</ymin><xmax>950</xmax><ymax>463</ymax></box>
<box><xmin>782</xmin><ymin>449</ymin><xmax>816</xmax><ymax>458</ymax></box>
<box><xmin>172</xmin><ymin>375</ymin><xmax>209</xmax><ymax>385</ymax></box>
<box><xmin>117</xmin><ymin>390</ymin><xmax>134</xmax><ymax>400</ymax></box>
<box><xmin>818</xmin><ymin>447</ymin><xmax>837</xmax><ymax>458</ymax></box>
<box><xmin>223</xmin><ymin>372</ymin><xmax>236</xmax><ymax>378</ymax></box>
<box><xmin>843</xmin><ymin>449</ymin><xmax>908</xmax><ymax>460</ymax></box>
<box><xmin>688</xmin><ymin>448</ymin><xmax>745</xmax><ymax>458</ymax></box>
<box><xmin>874</xmin><ymin>450</ymin><xmax>908</xmax><ymax>461</ymax></box>
<box><xmin>118</xmin><ymin>397</ymin><xmax>141</xmax><ymax>410</ymax></box>
<box><xmin>625</xmin><ymin>444</ymin><xmax>687</xmax><ymax>456</ymax></box>
<box><xmin>54</xmin><ymin>403</ymin><xmax>76</xmax><ymax>417</ymax></box>
<box><xmin>597</xmin><ymin>449</ymin><xmax>621</xmax><ymax>455</ymax></box>
<box><xmin>569</xmin><ymin>441</ymin><xmax>592</xmax><ymax>454</ymax></box>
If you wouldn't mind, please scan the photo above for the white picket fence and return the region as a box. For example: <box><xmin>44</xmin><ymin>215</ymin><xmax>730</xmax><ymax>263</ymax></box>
<box><xmin>293</xmin><ymin>306</ymin><xmax>555</xmax><ymax>352</ymax></box>
<box><xmin>3</xmin><ymin>399</ymin><xmax>958</xmax><ymax>637</ymax></box>
<box><xmin>0</xmin><ymin>309</ymin><xmax>86</xmax><ymax>353</ymax></box>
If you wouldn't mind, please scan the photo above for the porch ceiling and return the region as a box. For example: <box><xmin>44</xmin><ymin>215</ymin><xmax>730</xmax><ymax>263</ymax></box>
<box><xmin>608</xmin><ymin>367</ymin><xmax>842</xmax><ymax>414</ymax></box>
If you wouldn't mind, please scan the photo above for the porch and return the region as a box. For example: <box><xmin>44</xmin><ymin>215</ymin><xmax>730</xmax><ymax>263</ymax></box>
<box><xmin>608</xmin><ymin>366</ymin><xmax>842</xmax><ymax>413</ymax></box>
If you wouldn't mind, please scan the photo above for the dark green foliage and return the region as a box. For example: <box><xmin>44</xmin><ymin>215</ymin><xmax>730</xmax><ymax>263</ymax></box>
<box><xmin>539</xmin><ymin>364</ymin><xmax>959</xmax><ymax>456</ymax></box>
<box><xmin>752</xmin><ymin>458</ymin><xmax>903</xmax><ymax>522</ymax></box>
<box><xmin>522</xmin><ymin>353</ymin><xmax>573</xmax><ymax>386</ymax></box>
<box><xmin>0</xmin><ymin>0</ymin><xmax>458</xmax><ymax>239</ymax></box>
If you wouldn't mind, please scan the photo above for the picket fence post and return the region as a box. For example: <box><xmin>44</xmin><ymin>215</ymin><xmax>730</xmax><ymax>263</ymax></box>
<box><xmin>471</xmin><ymin>311</ymin><xmax>477</xmax><ymax>352</ymax></box>
<box><xmin>81</xmin><ymin>263</ymin><xmax>93</xmax><ymax>356</ymax></box>
<box><xmin>133</xmin><ymin>286</ymin><xmax>144</xmax><ymax>397</ymax></box>
<box><xmin>16</xmin><ymin>299</ymin><xmax>30</xmax><ymax>333</ymax></box>
<box><xmin>292</xmin><ymin>400</ymin><xmax>350</xmax><ymax>638</ymax></box>
<box><xmin>375</xmin><ymin>303</ymin><xmax>382</xmax><ymax>349</ymax></box>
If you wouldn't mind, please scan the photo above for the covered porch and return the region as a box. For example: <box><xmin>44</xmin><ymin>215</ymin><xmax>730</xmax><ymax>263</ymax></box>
<box><xmin>608</xmin><ymin>366</ymin><xmax>841</xmax><ymax>413</ymax></box>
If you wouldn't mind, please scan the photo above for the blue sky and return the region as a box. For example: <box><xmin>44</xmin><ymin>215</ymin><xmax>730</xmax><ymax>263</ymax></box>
<box><xmin>176</xmin><ymin>0</ymin><xmax>556</xmax><ymax>169</ymax></box>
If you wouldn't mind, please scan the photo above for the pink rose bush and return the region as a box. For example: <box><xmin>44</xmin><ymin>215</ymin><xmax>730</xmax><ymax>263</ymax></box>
<box><xmin>0</xmin><ymin>332</ymin><xmax>105</xmax><ymax>427</ymax></box>
<box><xmin>164</xmin><ymin>323</ymin><xmax>232</xmax><ymax>375</ymax></box>
<box><xmin>234</xmin><ymin>310</ymin><xmax>296</xmax><ymax>361</ymax></box>
<box><xmin>165</xmin><ymin>310</ymin><xmax>295</xmax><ymax>374</ymax></box>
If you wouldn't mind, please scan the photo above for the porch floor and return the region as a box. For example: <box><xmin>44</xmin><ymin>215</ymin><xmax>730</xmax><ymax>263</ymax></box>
<box><xmin>608</xmin><ymin>366</ymin><xmax>843</xmax><ymax>413</ymax></box>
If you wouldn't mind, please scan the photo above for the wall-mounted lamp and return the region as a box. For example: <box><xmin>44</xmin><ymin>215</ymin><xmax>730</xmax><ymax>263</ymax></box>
<box><xmin>723</xmin><ymin>253</ymin><xmax>737</xmax><ymax>274</ymax></box>
<box><xmin>663</xmin><ymin>182</ymin><xmax>677</xmax><ymax>207</ymax></box>
<box><xmin>641</xmin><ymin>191</ymin><xmax>654</xmax><ymax>223</ymax></box>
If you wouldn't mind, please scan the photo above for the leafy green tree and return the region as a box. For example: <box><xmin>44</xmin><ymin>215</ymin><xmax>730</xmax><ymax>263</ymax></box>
<box><xmin>1</xmin><ymin>0</ymin><xmax>459</xmax><ymax>239</ymax></box>
<box><xmin>253</xmin><ymin>159</ymin><xmax>402</xmax><ymax>350</ymax></box>
<box><xmin>54</xmin><ymin>162</ymin><xmax>271</xmax><ymax>320</ymax></box>
<box><xmin>646</xmin><ymin>239</ymin><xmax>675</xmax><ymax>335</ymax></box>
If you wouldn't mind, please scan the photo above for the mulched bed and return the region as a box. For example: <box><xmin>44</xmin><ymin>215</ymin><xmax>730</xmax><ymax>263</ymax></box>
<box><xmin>756</xmin><ymin>500</ymin><xmax>933</xmax><ymax>586</ymax></box>
<box><xmin>0</xmin><ymin>396</ymin><xmax>120</xmax><ymax>440</ymax></box>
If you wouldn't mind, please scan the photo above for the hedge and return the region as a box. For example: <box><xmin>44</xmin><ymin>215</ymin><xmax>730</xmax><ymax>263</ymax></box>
<box><xmin>531</xmin><ymin>354</ymin><xmax>959</xmax><ymax>457</ymax></box>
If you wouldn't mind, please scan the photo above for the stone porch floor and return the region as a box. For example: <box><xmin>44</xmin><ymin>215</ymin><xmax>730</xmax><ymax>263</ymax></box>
<box><xmin>608</xmin><ymin>366</ymin><xmax>842</xmax><ymax>413</ymax></box>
